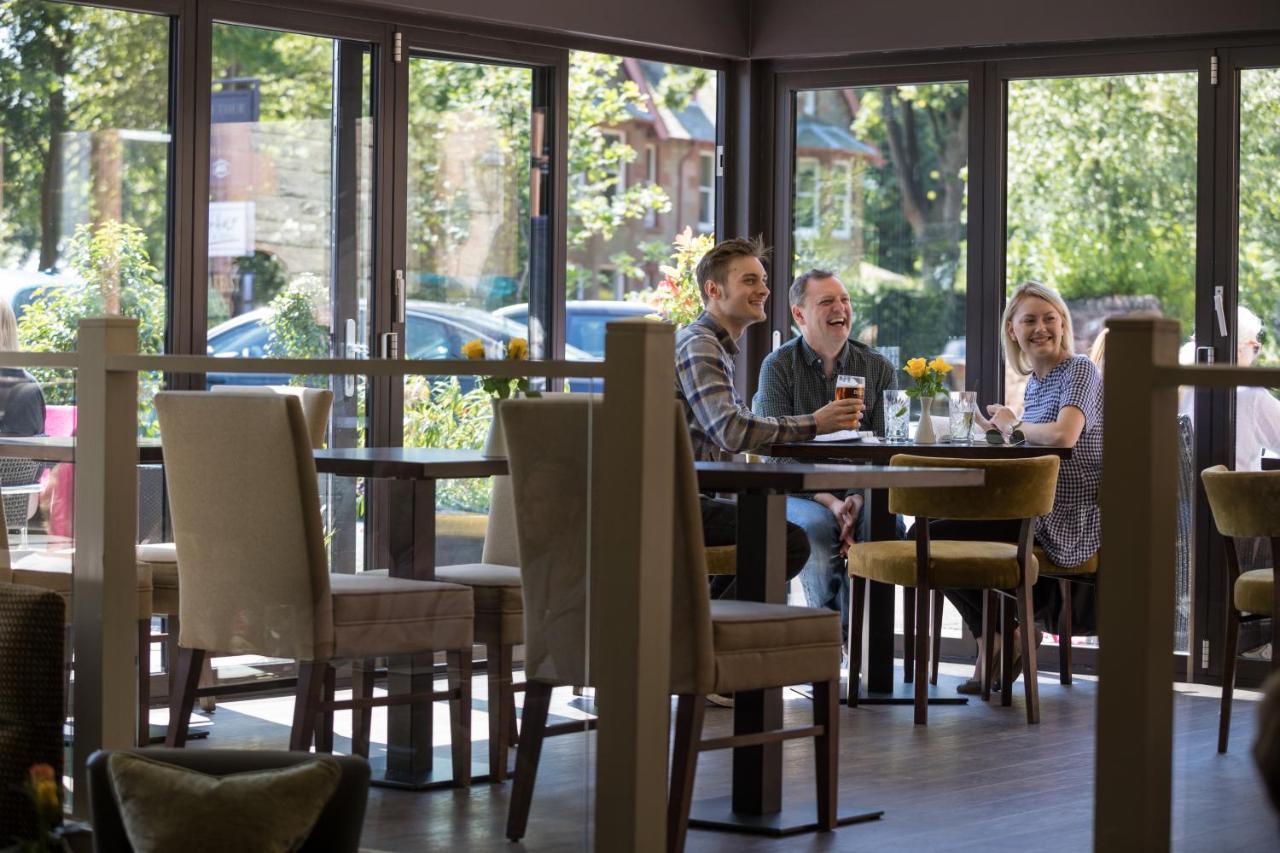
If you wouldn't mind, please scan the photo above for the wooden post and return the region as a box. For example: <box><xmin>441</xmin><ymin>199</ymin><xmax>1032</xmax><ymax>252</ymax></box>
<box><xmin>593</xmin><ymin>319</ymin><xmax>675</xmax><ymax>852</ymax></box>
<box><xmin>1095</xmin><ymin>315</ymin><xmax>1180</xmax><ymax>851</ymax></box>
<box><xmin>71</xmin><ymin>317</ymin><xmax>139</xmax><ymax>815</ymax></box>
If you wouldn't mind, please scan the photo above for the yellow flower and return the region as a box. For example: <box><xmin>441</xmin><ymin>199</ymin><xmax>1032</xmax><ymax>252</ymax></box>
<box><xmin>507</xmin><ymin>337</ymin><xmax>528</xmax><ymax>360</ymax></box>
<box><xmin>928</xmin><ymin>356</ymin><xmax>952</xmax><ymax>375</ymax></box>
<box><xmin>33</xmin><ymin>778</ymin><xmax>59</xmax><ymax>814</ymax></box>
<box><xmin>905</xmin><ymin>357</ymin><xmax>928</xmax><ymax>380</ymax></box>
<box><xmin>461</xmin><ymin>338</ymin><xmax>486</xmax><ymax>360</ymax></box>
<box><xmin>28</xmin><ymin>763</ymin><xmax>55</xmax><ymax>784</ymax></box>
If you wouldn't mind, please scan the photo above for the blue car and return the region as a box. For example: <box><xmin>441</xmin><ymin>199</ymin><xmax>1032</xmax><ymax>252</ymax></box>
<box><xmin>492</xmin><ymin>300</ymin><xmax>656</xmax><ymax>360</ymax></box>
<box><xmin>205</xmin><ymin>301</ymin><xmax>599</xmax><ymax>390</ymax></box>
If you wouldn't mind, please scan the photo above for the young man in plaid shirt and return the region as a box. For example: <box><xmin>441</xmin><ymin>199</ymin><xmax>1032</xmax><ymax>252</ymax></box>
<box><xmin>674</xmin><ymin>238</ymin><xmax>865</xmax><ymax>597</ymax></box>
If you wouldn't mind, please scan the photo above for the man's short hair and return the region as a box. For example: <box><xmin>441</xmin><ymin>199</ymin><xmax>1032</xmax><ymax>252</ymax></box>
<box><xmin>789</xmin><ymin>268</ymin><xmax>837</xmax><ymax>308</ymax></box>
<box><xmin>695</xmin><ymin>236</ymin><xmax>770</xmax><ymax>304</ymax></box>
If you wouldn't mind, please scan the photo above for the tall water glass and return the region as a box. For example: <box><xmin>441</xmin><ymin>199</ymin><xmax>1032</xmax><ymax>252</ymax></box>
<box><xmin>949</xmin><ymin>390</ymin><xmax>977</xmax><ymax>443</ymax></box>
<box><xmin>884</xmin><ymin>389</ymin><xmax>910</xmax><ymax>442</ymax></box>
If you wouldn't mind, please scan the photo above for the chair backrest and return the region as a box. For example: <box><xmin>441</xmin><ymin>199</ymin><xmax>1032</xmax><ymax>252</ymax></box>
<box><xmin>481</xmin><ymin>410</ymin><xmax>519</xmax><ymax>566</ymax></box>
<box><xmin>887</xmin><ymin>454</ymin><xmax>1060</xmax><ymax>521</ymax></box>
<box><xmin>500</xmin><ymin>396</ymin><xmax>714</xmax><ymax>691</ymax></box>
<box><xmin>155</xmin><ymin>392</ymin><xmax>333</xmax><ymax>661</ymax></box>
<box><xmin>210</xmin><ymin>384</ymin><xmax>333</xmax><ymax>449</ymax></box>
<box><xmin>1201</xmin><ymin>465</ymin><xmax>1280</xmax><ymax>539</ymax></box>
<box><xmin>86</xmin><ymin>749</ymin><xmax>370</xmax><ymax>853</ymax></box>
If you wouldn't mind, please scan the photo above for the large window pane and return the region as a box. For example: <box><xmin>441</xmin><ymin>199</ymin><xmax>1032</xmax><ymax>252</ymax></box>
<box><xmin>566</xmin><ymin>52</ymin><xmax>718</xmax><ymax>346</ymax></box>
<box><xmin>791</xmin><ymin>83</ymin><xmax>969</xmax><ymax>391</ymax></box>
<box><xmin>1006</xmin><ymin>71</ymin><xmax>1198</xmax><ymax>652</ymax></box>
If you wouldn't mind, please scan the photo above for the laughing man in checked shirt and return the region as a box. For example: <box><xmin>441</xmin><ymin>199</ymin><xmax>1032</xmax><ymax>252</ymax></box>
<box><xmin>752</xmin><ymin>269</ymin><xmax>897</xmax><ymax>640</ymax></box>
<box><xmin>674</xmin><ymin>239</ymin><xmax>865</xmax><ymax>597</ymax></box>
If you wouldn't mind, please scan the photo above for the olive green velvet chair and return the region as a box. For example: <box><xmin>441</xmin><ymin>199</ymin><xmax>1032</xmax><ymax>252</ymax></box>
<box><xmin>1201</xmin><ymin>464</ymin><xmax>1280</xmax><ymax>753</ymax></box>
<box><xmin>501</xmin><ymin>396</ymin><xmax>842</xmax><ymax>852</ymax></box>
<box><xmin>156</xmin><ymin>391</ymin><xmax>475</xmax><ymax>782</ymax></box>
<box><xmin>846</xmin><ymin>454</ymin><xmax>1060</xmax><ymax>725</ymax></box>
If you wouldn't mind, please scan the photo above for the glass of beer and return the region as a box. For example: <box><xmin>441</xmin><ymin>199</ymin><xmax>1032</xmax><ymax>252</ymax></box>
<box><xmin>835</xmin><ymin>375</ymin><xmax>865</xmax><ymax>429</ymax></box>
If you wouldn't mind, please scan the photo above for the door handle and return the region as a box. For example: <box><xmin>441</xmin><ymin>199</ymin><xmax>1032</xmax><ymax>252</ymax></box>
<box><xmin>343</xmin><ymin>318</ymin><xmax>357</xmax><ymax>398</ymax></box>
<box><xmin>1214</xmin><ymin>286</ymin><xmax>1228</xmax><ymax>338</ymax></box>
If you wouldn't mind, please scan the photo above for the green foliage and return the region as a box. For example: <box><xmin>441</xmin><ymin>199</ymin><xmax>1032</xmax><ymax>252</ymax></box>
<box><xmin>1239</xmin><ymin>68</ymin><xmax>1280</xmax><ymax>354</ymax></box>
<box><xmin>403</xmin><ymin>376</ymin><xmax>492</xmax><ymax>511</ymax></box>
<box><xmin>17</xmin><ymin>220</ymin><xmax>165</xmax><ymax>430</ymax></box>
<box><xmin>626</xmin><ymin>227</ymin><xmax>713</xmax><ymax>327</ymax></box>
<box><xmin>263</xmin><ymin>274</ymin><xmax>329</xmax><ymax>387</ymax></box>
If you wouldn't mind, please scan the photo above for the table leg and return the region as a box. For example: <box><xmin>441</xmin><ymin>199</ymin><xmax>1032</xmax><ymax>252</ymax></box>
<box><xmin>377</xmin><ymin>479</ymin><xmax>487</xmax><ymax>788</ymax></box>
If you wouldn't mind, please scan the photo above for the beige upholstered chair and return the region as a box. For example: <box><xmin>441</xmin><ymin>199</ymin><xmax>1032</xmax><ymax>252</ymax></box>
<box><xmin>1201</xmin><ymin>465</ymin><xmax>1280</xmax><ymax>753</ymax></box>
<box><xmin>846</xmin><ymin>454</ymin><xmax>1059</xmax><ymax>725</ymax></box>
<box><xmin>501</xmin><ymin>396</ymin><xmax>842</xmax><ymax>852</ymax></box>
<box><xmin>140</xmin><ymin>385</ymin><xmax>334</xmax><ymax>711</ymax></box>
<box><xmin>155</xmin><ymin>391</ymin><xmax>474</xmax><ymax>778</ymax></box>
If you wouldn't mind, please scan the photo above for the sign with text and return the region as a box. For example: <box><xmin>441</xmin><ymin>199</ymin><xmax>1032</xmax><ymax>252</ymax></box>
<box><xmin>208</xmin><ymin>201</ymin><xmax>255</xmax><ymax>258</ymax></box>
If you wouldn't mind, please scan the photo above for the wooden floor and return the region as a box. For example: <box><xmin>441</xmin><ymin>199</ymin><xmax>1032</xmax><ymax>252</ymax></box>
<box><xmin>189</xmin><ymin>663</ymin><xmax>1279</xmax><ymax>852</ymax></box>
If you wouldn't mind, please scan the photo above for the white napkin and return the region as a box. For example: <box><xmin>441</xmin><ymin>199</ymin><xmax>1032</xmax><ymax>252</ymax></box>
<box><xmin>813</xmin><ymin>429</ymin><xmax>863</xmax><ymax>442</ymax></box>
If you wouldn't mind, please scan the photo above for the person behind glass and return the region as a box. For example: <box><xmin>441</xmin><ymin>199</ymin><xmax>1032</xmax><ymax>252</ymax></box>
<box><xmin>752</xmin><ymin>269</ymin><xmax>896</xmax><ymax>639</ymax></box>
<box><xmin>940</xmin><ymin>281</ymin><xmax>1102</xmax><ymax>694</ymax></box>
<box><xmin>0</xmin><ymin>297</ymin><xmax>45</xmax><ymax>436</ymax></box>
<box><xmin>674</xmin><ymin>238</ymin><xmax>866</xmax><ymax>601</ymax></box>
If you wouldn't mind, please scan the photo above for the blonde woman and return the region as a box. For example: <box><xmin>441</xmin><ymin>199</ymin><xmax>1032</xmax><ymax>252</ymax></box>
<box><xmin>938</xmin><ymin>281</ymin><xmax>1103</xmax><ymax>693</ymax></box>
<box><xmin>0</xmin><ymin>296</ymin><xmax>46</xmax><ymax>436</ymax></box>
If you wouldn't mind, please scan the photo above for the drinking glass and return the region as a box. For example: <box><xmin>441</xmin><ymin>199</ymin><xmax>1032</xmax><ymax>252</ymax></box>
<box><xmin>949</xmin><ymin>390</ymin><xmax>977</xmax><ymax>443</ymax></box>
<box><xmin>835</xmin><ymin>375</ymin><xmax>865</xmax><ymax>429</ymax></box>
<box><xmin>883</xmin><ymin>389</ymin><xmax>910</xmax><ymax>442</ymax></box>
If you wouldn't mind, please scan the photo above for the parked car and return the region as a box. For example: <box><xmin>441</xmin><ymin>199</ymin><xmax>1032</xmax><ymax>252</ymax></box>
<box><xmin>205</xmin><ymin>300</ymin><xmax>600</xmax><ymax>390</ymax></box>
<box><xmin>492</xmin><ymin>300</ymin><xmax>656</xmax><ymax>360</ymax></box>
<box><xmin>0</xmin><ymin>268</ymin><xmax>78</xmax><ymax>320</ymax></box>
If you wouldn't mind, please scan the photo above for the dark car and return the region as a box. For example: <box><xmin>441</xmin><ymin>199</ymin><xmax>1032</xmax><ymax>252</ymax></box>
<box><xmin>492</xmin><ymin>300</ymin><xmax>656</xmax><ymax>360</ymax></box>
<box><xmin>205</xmin><ymin>301</ymin><xmax>597</xmax><ymax>389</ymax></box>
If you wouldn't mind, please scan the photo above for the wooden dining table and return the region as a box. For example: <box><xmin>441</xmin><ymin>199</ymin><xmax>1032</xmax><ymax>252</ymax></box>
<box><xmin>769</xmin><ymin>438</ymin><xmax>1074</xmax><ymax>703</ymax></box>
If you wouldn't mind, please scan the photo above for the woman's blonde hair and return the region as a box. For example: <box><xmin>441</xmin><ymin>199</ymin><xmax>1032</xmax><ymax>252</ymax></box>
<box><xmin>0</xmin><ymin>296</ymin><xmax>18</xmax><ymax>352</ymax></box>
<box><xmin>1002</xmin><ymin>281</ymin><xmax>1075</xmax><ymax>376</ymax></box>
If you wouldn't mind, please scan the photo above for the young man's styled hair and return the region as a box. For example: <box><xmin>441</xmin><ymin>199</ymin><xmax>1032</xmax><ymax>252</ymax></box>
<box><xmin>788</xmin><ymin>268</ymin><xmax>836</xmax><ymax>309</ymax></box>
<box><xmin>695</xmin><ymin>236</ymin><xmax>770</xmax><ymax>304</ymax></box>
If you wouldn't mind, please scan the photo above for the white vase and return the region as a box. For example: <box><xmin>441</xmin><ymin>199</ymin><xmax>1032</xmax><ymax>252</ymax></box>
<box><xmin>482</xmin><ymin>398</ymin><xmax>506</xmax><ymax>458</ymax></box>
<box><xmin>914</xmin><ymin>396</ymin><xmax>938</xmax><ymax>445</ymax></box>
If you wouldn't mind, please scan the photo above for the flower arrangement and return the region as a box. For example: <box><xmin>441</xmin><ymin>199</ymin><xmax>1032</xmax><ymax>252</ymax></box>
<box><xmin>461</xmin><ymin>336</ymin><xmax>540</xmax><ymax>399</ymax></box>
<box><xmin>15</xmin><ymin>763</ymin><xmax>69</xmax><ymax>852</ymax></box>
<box><xmin>904</xmin><ymin>356</ymin><xmax>953</xmax><ymax>398</ymax></box>
<box><xmin>626</xmin><ymin>226</ymin><xmax>714</xmax><ymax>328</ymax></box>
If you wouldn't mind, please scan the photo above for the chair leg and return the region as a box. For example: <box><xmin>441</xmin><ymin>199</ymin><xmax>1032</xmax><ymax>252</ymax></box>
<box><xmin>1058</xmin><ymin>580</ymin><xmax>1073</xmax><ymax>685</ymax></box>
<box><xmin>903</xmin><ymin>587</ymin><xmax>915</xmax><ymax>683</ymax></box>
<box><xmin>488</xmin><ymin>643</ymin><xmax>514</xmax><ymax>782</ymax></box>
<box><xmin>290</xmin><ymin>661</ymin><xmax>326</xmax><ymax>752</ymax></box>
<box><xmin>507</xmin><ymin>680</ymin><xmax>552</xmax><ymax>842</ymax></box>
<box><xmin>163</xmin><ymin>613</ymin><xmax>180</xmax><ymax>676</ymax></box>
<box><xmin>315</xmin><ymin>664</ymin><xmax>335</xmax><ymax>754</ymax></box>
<box><xmin>847</xmin><ymin>575</ymin><xmax>866</xmax><ymax>707</ymax></box>
<box><xmin>981</xmin><ymin>591</ymin><xmax>997</xmax><ymax>703</ymax></box>
<box><xmin>1000</xmin><ymin>596</ymin><xmax>1015</xmax><ymax>708</ymax></box>
<box><xmin>930</xmin><ymin>590</ymin><xmax>943</xmax><ymax>686</ymax></box>
<box><xmin>1219</xmin><ymin>604</ymin><xmax>1240</xmax><ymax>753</ymax></box>
<box><xmin>352</xmin><ymin>657</ymin><xmax>375</xmax><ymax>759</ymax></box>
<box><xmin>914</xmin><ymin>584</ymin><xmax>930</xmax><ymax>725</ymax></box>
<box><xmin>447</xmin><ymin>648</ymin><xmax>473</xmax><ymax>787</ymax></box>
<box><xmin>197</xmin><ymin>656</ymin><xmax>217</xmax><ymax>714</ymax></box>
<box><xmin>137</xmin><ymin>618</ymin><xmax>151</xmax><ymax>747</ymax></box>
<box><xmin>1016</xmin><ymin>579</ymin><xmax>1040</xmax><ymax>724</ymax></box>
<box><xmin>164</xmin><ymin>647</ymin><xmax>205</xmax><ymax>748</ymax></box>
<box><xmin>667</xmin><ymin>694</ymin><xmax>706</xmax><ymax>853</ymax></box>
<box><xmin>813</xmin><ymin>678</ymin><xmax>839</xmax><ymax>831</ymax></box>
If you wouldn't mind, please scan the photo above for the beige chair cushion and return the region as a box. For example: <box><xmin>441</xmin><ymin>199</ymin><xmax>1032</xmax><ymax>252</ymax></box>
<box><xmin>136</xmin><ymin>543</ymin><xmax>179</xmax><ymax>614</ymax></box>
<box><xmin>1235</xmin><ymin>569</ymin><xmax>1275</xmax><ymax>616</ymax></box>
<box><xmin>365</xmin><ymin>564</ymin><xmax>522</xmax><ymax>646</ymax></box>
<box><xmin>704</xmin><ymin>545</ymin><xmax>736</xmax><ymax>576</ymax></box>
<box><xmin>106</xmin><ymin>751</ymin><xmax>340</xmax><ymax>853</ymax></box>
<box><xmin>848</xmin><ymin>540</ymin><xmax>1038</xmax><ymax>590</ymax></box>
<box><xmin>328</xmin><ymin>573</ymin><xmax>472</xmax><ymax>658</ymax></box>
<box><xmin>709</xmin><ymin>600</ymin><xmax>841</xmax><ymax>694</ymax></box>
<box><xmin>1035</xmin><ymin>546</ymin><xmax>1099</xmax><ymax>576</ymax></box>
<box><xmin>437</xmin><ymin>513</ymin><xmax>488</xmax><ymax>541</ymax></box>
<box><xmin>1202</xmin><ymin>466</ymin><xmax>1280</xmax><ymax>538</ymax></box>
<box><xmin>13</xmin><ymin>551</ymin><xmax>153</xmax><ymax>619</ymax></box>
<box><xmin>136</xmin><ymin>543</ymin><xmax>176</xmax><ymax>563</ymax></box>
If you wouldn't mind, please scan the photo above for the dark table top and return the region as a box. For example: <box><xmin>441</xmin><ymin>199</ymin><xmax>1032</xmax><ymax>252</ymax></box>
<box><xmin>693</xmin><ymin>461</ymin><xmax>983</xmax><ymax>492</ymax></box>
<box><xmin>1263</xmin><ymin>457</ymin><xmax>1279</xmax><ymax>472</ymax></box>
<box><xmin>771</xmin><ymin>439</ymin><xmax>1073</xmax><ymax>462</ymax></box>
<box><xmin>314</xmin><ymin>447</ymin><xmax>508</xmax><ymax>479</ymax></box>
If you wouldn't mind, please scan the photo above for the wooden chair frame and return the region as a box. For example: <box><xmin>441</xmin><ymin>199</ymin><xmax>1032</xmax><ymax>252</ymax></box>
<box><xmin>1216</xmin><ymin>534</ymin><xmax>1280</xmax><ymax>753</ymax></box>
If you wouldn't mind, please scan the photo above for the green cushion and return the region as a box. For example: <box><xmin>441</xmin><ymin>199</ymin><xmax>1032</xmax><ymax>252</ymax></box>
<box><xmin>1235</xmin><ymin>568</ymin><xmax>1275</xmax><ymax>616</ymax></box>
<box><xmin>848</xmin><ymin>539</ymin><xmax>1038</xmax><ymax>590</ymax></box>
<box><xmin>106</xmin><ymin>752</ymin><xmax>341</xmax><ymax>853</ymax></box>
